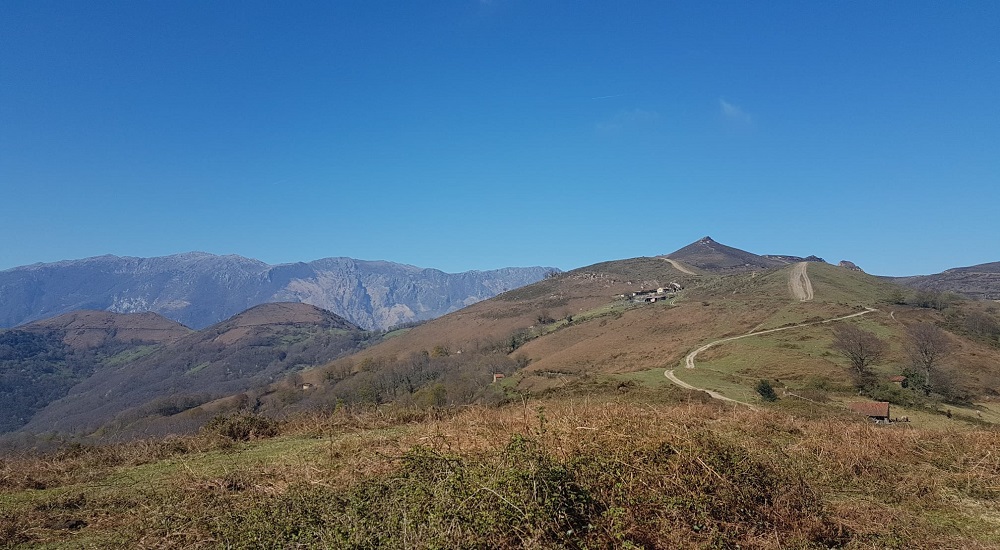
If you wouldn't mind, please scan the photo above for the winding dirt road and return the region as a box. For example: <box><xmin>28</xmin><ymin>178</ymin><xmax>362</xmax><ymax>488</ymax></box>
<box><xmin>662</xmin><ymin>258</ymin><xmax>697</xmax><ymax>275</ymax></box>
<box><xmin>788</xmin><ymin>261</ymin><xmax>814</xmax><ymax>301</ymax></box>
<box><xmin>665</xmin><ymin>306</ymin><xmax>877</xmax><ymax>407</ymax></box>
<box><xmin>664</xmin><ymin>369</ymin><xmax>753</xmax><ymax>407</ymax></box>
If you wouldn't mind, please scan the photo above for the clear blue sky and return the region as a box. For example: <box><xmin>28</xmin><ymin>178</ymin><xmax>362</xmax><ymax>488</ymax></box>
<box><xmin>2</xmin><ymin>1</ymin><xmax>998</xmax><ymax>276</ymax></box>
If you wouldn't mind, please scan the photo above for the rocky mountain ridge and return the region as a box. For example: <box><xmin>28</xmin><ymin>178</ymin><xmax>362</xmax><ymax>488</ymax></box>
<box><xmin>0</xmin><ymin>253</ymin><xmax>557</xmax><ymax>331</ymax></box>
<box><xmin>889</xmin><ymin>261</ymin><xmax>1000</xmax><ymax>301</ymax></box>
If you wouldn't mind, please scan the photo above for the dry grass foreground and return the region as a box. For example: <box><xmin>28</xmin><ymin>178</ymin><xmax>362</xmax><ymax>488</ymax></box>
<box><xmin>3</xmin><ymin>394</ymin><xmax>1000</xmax><ymax>549</ymax></box>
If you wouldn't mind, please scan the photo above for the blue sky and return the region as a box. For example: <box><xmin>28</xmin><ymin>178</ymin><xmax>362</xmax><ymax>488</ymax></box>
<box><xmin>2</xmin><ymin>1</ymin><xmax>997</xmax><ymax>276</ymax></box>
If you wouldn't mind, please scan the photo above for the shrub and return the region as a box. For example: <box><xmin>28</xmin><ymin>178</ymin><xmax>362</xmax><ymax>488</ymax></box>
<box><xmin>756</xmin><ymin>379</ymin><xmax>778</xmax><ymax>402</ymax></box>
<box><xmin>202</xmin><ymin>413</ymin><xmax>281</xmax><ymax>441</ymax></box>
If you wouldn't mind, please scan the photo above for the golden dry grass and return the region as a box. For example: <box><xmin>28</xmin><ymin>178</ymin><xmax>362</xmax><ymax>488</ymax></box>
<box><xmin>4</xmin><ymin>395</ymin><xmax>1000</xmax><ymax>549</ymax></box>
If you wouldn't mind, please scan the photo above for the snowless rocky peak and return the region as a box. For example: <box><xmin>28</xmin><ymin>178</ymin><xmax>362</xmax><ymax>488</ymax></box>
<box><xmin>839</xmin><ymin>260</ymin><xmax>864</xmax><ymax>272</ymax></box>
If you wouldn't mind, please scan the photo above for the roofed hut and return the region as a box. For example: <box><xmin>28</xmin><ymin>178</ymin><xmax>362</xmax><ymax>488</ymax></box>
<box><xmin>849</xmin><ymin>401</ymin><xmax>891</xmax><ymax>424</ymax></box>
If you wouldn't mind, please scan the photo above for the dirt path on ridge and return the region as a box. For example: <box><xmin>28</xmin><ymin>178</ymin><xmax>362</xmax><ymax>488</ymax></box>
<box><xmin>662</xmin><ymin>258</ymin><xmax>697</xmax><ymax>275</ymax></box>
<box><xmin>665</xmin><ymin>307</ymin><xmax>877</xmax><ymax>407</ymax></box>
<box><xmin>788</xmin><ymin>261</ymin><xmax>814</xmax><ymax>301</ymax></box>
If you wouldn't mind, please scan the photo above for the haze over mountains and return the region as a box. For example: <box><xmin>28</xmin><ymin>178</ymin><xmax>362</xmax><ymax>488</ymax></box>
<box><xmin>0</xmin><ymin>253</ymin><xmax>556</xmax><ymax>331</ymax></box>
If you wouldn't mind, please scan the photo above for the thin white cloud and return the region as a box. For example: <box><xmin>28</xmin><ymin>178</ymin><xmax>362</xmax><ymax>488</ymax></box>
<box><xmin>597</xmin><ymin>108</ymin><xmax>659</xmax><ymax>133</ymax></box>
<box><xmin>590</xmin><ymin>93</ymin><xmax>630</xmax><ymax>100</ymax></box>
<box><xmin>720</xmin><ymin>99</ymin><xmax>752</xmax><ymax>123</ymax></box>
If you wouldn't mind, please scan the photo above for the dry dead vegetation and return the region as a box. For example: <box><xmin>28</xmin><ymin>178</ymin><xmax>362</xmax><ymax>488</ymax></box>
<box><xmin>3</xmin><ymin>392</ymin><xmax>1000</xmax><ymax>549</ymax></box>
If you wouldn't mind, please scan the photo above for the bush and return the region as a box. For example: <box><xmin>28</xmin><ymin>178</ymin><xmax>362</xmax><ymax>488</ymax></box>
<box><xmin>205</xmin><ymin>435</ymin><xmax>598</xmax><ymax>548</ymax></box>
<box><xmin>187</xmin><ymin>428</ymin><xmax>851</xmax><ymax>549</ymax></box>
<box><xmin>755</xmin><ymin>379</ymin><xmax>778</xmax><ymax>402</ymax></box>
<box><xmin>535</xmin><ymin>311</ymin><xmax>556</xmax><ymax>324</ymax></box>
<box><xmin>202</xmin><ymin>413</ymin><xmax>281</xmax><ymax>441</ymax></box>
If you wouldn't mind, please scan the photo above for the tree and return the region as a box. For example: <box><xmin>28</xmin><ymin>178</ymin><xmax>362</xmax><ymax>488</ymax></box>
<box><xmin>755</xmin><ymin>379</ymin><xmax>778</xmax><ymax>402</ymax></box>
<box><xmin>830</xmin><ymin>323</ymin><xmax>887</xmax><ymax>379</ymax></box>
<box><xmin>888</xmin><ymin>288</ymin><xmax>908</xmax><ymax>305</ymax></box>
<box><xmin>906</xmin><ymin>323</ymin><xmax>951</xmax><ymax>394</ymax></box>
<box><xmin>535</xmin><ymin>311</ymin><xmax>555</xmax><ymax>325</ymax></box>
<box><xmin>964</xmin><ymin>311</ymin><xmax>1000</xmax><ymax>343</ymax></box>
<box><xmin>911</xmin><ymin>290</ymin><xmax>961</xmax><ymax>311</ymax></box>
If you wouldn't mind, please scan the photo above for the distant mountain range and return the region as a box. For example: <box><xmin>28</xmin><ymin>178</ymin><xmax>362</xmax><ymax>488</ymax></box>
<box><xmin>0</xmin><ymin>253</ymin><xmax>557</xmax><ymax>331</ymax></box>
<box><xmin>888</xmin><ymin>262</ymin><xmax>1000</xmax><ymax>301</ymax></box>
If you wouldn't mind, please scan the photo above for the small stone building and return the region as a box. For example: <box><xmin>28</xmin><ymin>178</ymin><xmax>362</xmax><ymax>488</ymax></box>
<box><xmin>849</xmin><ymin>401</ymin><xmax>891</xmax><ymax>424</ymax></box>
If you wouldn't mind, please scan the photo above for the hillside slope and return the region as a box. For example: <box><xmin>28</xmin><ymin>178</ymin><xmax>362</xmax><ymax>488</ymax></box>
<box><xmin>293</xmin><ymin>249</ymin><xmax>1000</xmax><ymax>417</ymax></box>
<box><xmin>20</xmin><ymin>310</ymin><xmax>192</xmax><ymax>348</ymax></box>
<box><xmin>16</xmin><ymin>303</ymin><xmax>371</xmax><ymax>439</ymax></box>
<box><xmin>334</xmin><ymin>256</ymin><xmax>702</xmax><ymax>366</ymax></box>
<box><xmin>0</xmin><ymin>311</ymin><xmax>190</xmax><ymax>433</ymax></box>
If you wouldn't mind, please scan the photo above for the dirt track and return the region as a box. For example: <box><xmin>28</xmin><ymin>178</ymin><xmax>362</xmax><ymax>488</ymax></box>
<box><xmin>662</xmin><ymin>258</ymin><xmax>697</xmax><ymax>275</ymax></box>
<box><xmin>666</xmin><ymin>306</ymin><xmax>877</xmax><ymax>407</ymax></box>
<box><xmin>788</xmin><ymin>262</ymin><xmax>814</xmax><ymax>301</ymax></box>
<box><xmin>664</xmin><ymin>369</ymin><xmax>753</xmax><ymax>407</ymax></box>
